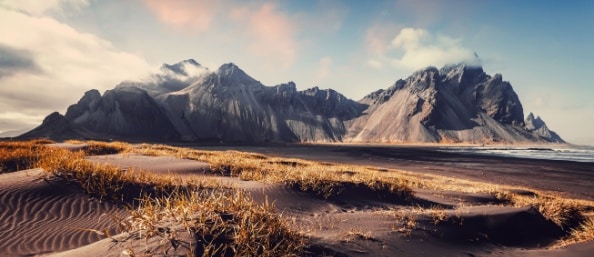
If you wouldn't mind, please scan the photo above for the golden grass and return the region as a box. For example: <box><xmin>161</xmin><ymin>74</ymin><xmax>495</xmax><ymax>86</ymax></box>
<box><xmin>124</xmin><ymin>142</ymin><xmax>594</xmax><ymax>245</ymax></box>
<box><xmin>116</xmin><ymin>190</ymin><xmax>306</xmax><ymax>256</ymax></box>
<box><xmin>129</xmin><ymin>143</ymin><xmax>414</xmax><ymax>201</ymax></box>
<box><xmin>0</xmin><ymin>140</ymin><xmax>54</xmax><ymax>173</ymax></box>
<box><xmin>1</xmin><ymin>139</ymin><xmax>594</xmax><ymax>251</ymax></box>
<box><xmin>563</xmin><ymin>216</ymin><xmax>594</xmax><ymax>246</ymax></box>
<box><xmin>0</xmin><ymin>140</ymin><xmax>307</xmax><ymax>256</ymax></box>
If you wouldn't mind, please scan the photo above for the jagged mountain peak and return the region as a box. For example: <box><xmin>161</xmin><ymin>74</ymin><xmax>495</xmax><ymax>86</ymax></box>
<box><xmin>216</xmin><ymin>63</ymin><xmax>257</xmax><ymax>84</ymax></box>
<box><xmin>272</xmin><ymin>81</ymin><xmax>297</xmax><ymax>94</ymax></box>
<box><xmin>525</xmin><ymin>112</ymin><xmax>546</xmax><ymax>130</ymax></box>
<box><xmin>161</xmin><ymin>59</ymin><xmax>203</xmax><ymax>76</ymax></box>
<box><xmin>304</xmin><ymin>86</ymin><xmax>334</xmax><ymax>94</ymax></box>
<box><xmin>217</xmin><ymin>62</ymin><xmax>241</xmax><ymax>75</ymax></box>
<box><xmin>411</xmin><ymin>66</ymin><xmax>439</xmax><ymax>77</ymax></box>
<box><xmin>80</xmin><ymin>89</ymin><xmax>101</xmax><ymax>103</ymax></box>
<box><xmin>440</xmin><ymin>62</ymin><xmax>484</xmax><ymax>73</ymax></box>
<box><xmin>524</xmin><ymin>113</ymin><xmax>563</xmax><ymax>143</ymax></box>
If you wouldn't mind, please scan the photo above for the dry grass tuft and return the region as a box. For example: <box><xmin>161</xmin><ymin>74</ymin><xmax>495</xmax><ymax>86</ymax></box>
<box><xmin>115</xmin><ymin>189</ymin><xmax>306</xmax><ymax>256</ymax></box>
<box><xmin>0</xmin><ymin>140</ymin><xmax>52</xmax><ymax>173</ymax></box>
<box><xmin>80</xmin><ymin>141</ymin><xmax>130</xmax><ymax>156</ymax></box>
<box><xmin>564</xmin><ymin>216</ymin><xmax>594</xmax><ymax>245</ymax></box>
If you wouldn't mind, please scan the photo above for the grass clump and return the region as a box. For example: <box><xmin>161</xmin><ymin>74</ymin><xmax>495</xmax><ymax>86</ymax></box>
<box><xmin>80</xmin><ymin>140</ymin><xmax>130</xmax><ymax>156</ymax></box>
<box><xmin>0</xmin><ymin>140</ymin><xmax>53</xmax><ymax>173</ymax></box>
<box><xmin>563</xmin><ymin>216</ymin><xmax>594</xmax><ymax>246</ymax></box>
<box><xmin>116</xmin><ymin>190</ymin><xmax>306</xmax><ymax>257</ymax></box>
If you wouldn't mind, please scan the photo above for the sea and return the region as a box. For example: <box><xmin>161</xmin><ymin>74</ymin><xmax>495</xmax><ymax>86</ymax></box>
<box><xmin>438</xmin><ymin>145</ymin><xmax>594</xmax><ymax>163</ymax></box>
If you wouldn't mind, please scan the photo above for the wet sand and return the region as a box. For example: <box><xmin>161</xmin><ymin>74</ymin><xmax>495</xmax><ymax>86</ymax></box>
<box><xmin>183</xmin><ymin>144</ymin><xmax>594</xmax><ymax>201</ymax></box>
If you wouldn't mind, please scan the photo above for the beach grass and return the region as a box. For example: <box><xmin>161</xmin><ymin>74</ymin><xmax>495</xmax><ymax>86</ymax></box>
<box><xmin>1</xmin><ymin>139</ymin><xmax>594</xmax><ymax>254</ymax></box>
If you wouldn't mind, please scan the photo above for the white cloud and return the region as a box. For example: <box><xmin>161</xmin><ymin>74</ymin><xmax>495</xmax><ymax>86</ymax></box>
<box><xmin>391</xmin><ymin>28</ymin><xmax>476</xmax><ymax>70</ymax></box>
<box><xmin>369</xmin><ymin>27</ymin><xmax>477</xmax><ymax>71</ymax></box>
<box><xmin>391</xmin><ymin>28</ymin><xmax>429</xmax><ymax>50</ymax></box>
<box><xmin>0</xmin><ymin>6</ymin><xmax>152</xmax><ymax>131</ymax></box>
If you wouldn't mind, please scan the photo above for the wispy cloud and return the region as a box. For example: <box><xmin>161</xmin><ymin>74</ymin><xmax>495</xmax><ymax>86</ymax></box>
<box><xmin>231</xmin><ymin>3</ymin><xmax>297</xmax><ymax>69</ymax></box>
<box><xmin>365</xmin><ymin>23</ymin><xmax>403</xmax><ymax>69</ymax></box>
<box><xmin>0</xmin><ymin>6</ymin><xmax>152</xmax><ymax>130</ymax></box>
<box><xmin>142</xmin><ymin>1</ymin><xmax>312</xmax><ymax>70</ymax></box>
<box><xmin>143</xmin><ymin>0</ymin><xmax>219</xmax><ymax>32</ymax></box>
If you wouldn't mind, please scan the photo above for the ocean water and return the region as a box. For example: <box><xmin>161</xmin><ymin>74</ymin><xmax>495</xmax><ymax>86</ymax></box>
<box><xmin>438</xmin><ymin>145</ymin><xmax>594</xmax><ymax>163</ymax></box>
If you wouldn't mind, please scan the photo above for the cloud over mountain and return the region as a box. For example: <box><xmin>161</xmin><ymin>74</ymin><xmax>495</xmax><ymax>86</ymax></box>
<box><xmin>391</xmin><ymin>28</ymin><xmax>477</xmax><ymax>70</ymax></box>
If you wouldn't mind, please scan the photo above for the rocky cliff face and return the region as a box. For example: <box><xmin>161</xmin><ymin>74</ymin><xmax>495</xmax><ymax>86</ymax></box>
<box><xmin>35</xmin><ymin>60</ymin><xmax>364</xmax><ymax>142</ymax></box>
<box><xmin>153</xmin><ymin>63</ymin><xmax>365</xmax><ymax>142</ymax></box>
<box><xmin>347</xmin><ymin>64</ymin><xmax>562</xmax><ymax>143</ymax></box>
<box><xmin>524</xmin><ymin>113</ymin><xmax>564</xmax><ymax>143</ymax></box>
<box><xmin>23</xmin><ymin>60</ymin><xmax>564</xmax><ymax>144</ymax></box>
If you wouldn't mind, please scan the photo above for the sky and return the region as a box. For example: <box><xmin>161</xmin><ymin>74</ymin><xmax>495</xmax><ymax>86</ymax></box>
<box><xmin>0</xmin><ymin>0</ymin><xmax>593</xmax><ymax>145</ymax></box>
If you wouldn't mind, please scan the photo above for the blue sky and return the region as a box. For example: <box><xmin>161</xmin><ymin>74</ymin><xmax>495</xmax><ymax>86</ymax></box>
<box><xmin>0</xmin><ymin>0</ymin><xmax>593</xmax><ymax>145</ymax></box>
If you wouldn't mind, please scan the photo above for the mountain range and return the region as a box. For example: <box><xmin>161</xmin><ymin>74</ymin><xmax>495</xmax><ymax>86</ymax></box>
<box><xmin>20</xmin><ymin>59</ymin><xmax>564</xmax><ymax>144</ymax></box>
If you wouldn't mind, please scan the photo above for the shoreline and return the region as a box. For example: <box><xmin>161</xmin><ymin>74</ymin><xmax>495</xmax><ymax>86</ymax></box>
<box><xmin>186</xmin><ymin>143</ymin><xmax>594</xmax><ymax>201</ymax></box>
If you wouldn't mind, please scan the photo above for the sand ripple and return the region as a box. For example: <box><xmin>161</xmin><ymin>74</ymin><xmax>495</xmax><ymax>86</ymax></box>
<box><xmin>0</xmin><ymin>169</ymin><xmax>126</xmax><ymax>257</ymax></box>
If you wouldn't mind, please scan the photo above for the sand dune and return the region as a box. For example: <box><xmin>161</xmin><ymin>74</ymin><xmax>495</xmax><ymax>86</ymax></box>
<box><xmin>0</xmin><ymin>169</ymin><xmax>125</xmax><ymax>257</ymax></box>
<box><xmin>2</xmin><ymin>147</ymin><xmax>592</xmax><ymax>257</ymax></box>
<box><xmin>73</xmin><ymin>154</ymin><xmax>594</xmax><ymax>256</ymax></box>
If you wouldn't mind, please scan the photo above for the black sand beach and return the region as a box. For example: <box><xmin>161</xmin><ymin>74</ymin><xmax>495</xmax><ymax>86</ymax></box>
<box><xmin>185</xmin><ymin>144</ymin><xmax>594</xmax><ymax>201</ymax></box>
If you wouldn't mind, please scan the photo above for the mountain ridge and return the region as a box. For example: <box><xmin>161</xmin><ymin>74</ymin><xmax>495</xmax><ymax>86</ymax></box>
<box><xmin>19</xmin><ymin>60</ymin><xmax>565</xmax><ymax>144</ymax></box>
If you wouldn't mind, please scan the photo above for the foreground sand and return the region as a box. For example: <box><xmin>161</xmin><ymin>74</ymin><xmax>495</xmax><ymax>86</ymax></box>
<box><xmin>1</xmin><ymin>143</ymin><xmax>593</xmax><ymax>256</ymax></box>
<box><xmin>0</xmin><ymin>169</ymin><xmax>125</xmax><ymax>256</ymax></box>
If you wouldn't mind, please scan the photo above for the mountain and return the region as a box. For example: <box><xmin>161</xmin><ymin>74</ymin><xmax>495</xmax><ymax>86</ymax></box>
<box><xmin>21</xmin><ymin>60</ymin><xmax>564</xmax><ymax>144</ymax></box>
<box><xmin>153</xmin><ymin>63</ymin><xmax>365</xmax><ymax>142</ymax></box>
<box><xmin>346</xmin><ymin>64</ymin><xmax>563</xmax><ymax>143</ymax></box>
<box><xmin>19</xmin><ymin>112</ymin><xmax>91</xmax><ymax>140</ymax></box>
<box><xmin>524</xmin><ymin>113</ymin><xmax>564</xmax><ymax>142</ymax></box>
<box><xmin>62</xmin><ymin>86</ymin><xmax>179</xmax><ymax>140</ymax></box>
